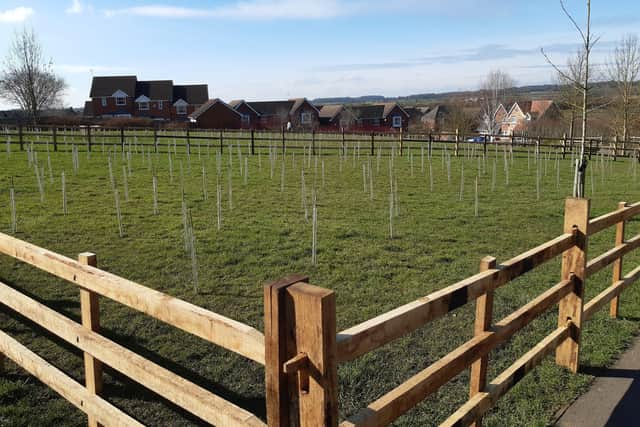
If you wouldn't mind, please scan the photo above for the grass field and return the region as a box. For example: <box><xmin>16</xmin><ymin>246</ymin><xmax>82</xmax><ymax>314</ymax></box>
<box><xmin>1</xmin><ymin>137</ymin><xmax>640</xmax><ymax>426</ymax></box>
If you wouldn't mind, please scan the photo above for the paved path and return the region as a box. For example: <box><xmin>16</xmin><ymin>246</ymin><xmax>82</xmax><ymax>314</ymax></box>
<box><xmin>555</xmin><ymin>335</ymin><xmax>640</xmax><ymax>427</ymax></box>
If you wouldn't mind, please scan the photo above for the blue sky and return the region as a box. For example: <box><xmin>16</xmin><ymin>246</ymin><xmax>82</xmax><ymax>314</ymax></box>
<box><xmin>0</xmin><ymin>0</ymin><xmax>639</xmax><ymax>109</ymax></box>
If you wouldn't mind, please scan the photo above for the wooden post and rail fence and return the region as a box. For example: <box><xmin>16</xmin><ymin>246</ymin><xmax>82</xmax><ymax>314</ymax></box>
<box><xmin>3</xmin><ymin>125</ymin><xmax>640</xmax><ymax>159</ymax></box>
<box><xmin>1</xmin><ymin>198</ymin><xmax>640</xmax><ymax>426</ymax></box>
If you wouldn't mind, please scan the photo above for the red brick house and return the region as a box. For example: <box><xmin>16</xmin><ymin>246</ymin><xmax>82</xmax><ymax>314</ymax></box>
<box><xmin>499</xmin><ymin>100</ymin><xmax>560</xmax><ymax>135</ymax></box>
<box><xmin>229</xmin><ymin>100</ymin><xmax>260</xmax><ymax>129</ymax></box>
<box><xmin>188</xmin><ymin>99</ymin><xmax>243</xmax><ymax>129</ymax></box>
<box><xmin>345</xmin><ymin>102</ymin><xmax>409</xmax><ymax>131</ymax></box>
<box><xmin>86</xmin><ymin>76</ymin><xmax>208</xmax><ymax>121</ymax></box>
<box><xmin>230</xmin><ymin>98</ymin><xmax>319</xmax><ymax>130</ymax></box>
<box><xmin>318</xmin><ymin>104</ymin><xmax>358</xmax><ymax>130</ymax></box>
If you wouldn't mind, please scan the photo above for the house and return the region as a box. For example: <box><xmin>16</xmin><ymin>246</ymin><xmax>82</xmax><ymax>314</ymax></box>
<box><xmin>172</xmin><ymin>84</ymin><xmax>209</xmax><ymax>121</ymax></box>
<box><xmin>421</xmin><ymin>105</ymin><xmax>449</xmax><ymax>131</ymax></box>
<box><xmin>89</xmin><ymin>75</ymin><xmax>137</xmax><ymax>118</ymax></box>
<box><xmin>237</xmin><ymin>98</ymin><xmax>320</xmax><ymax>130</ymax></box>
<box><xmin>188</xmin><ymin>99</ymin><xmax>243</xmax><ymax>129</ymax></box>
<box><xmin>345</xmin><ymin>102</ymin><xmax>409</xmax><ymax>131</ymax></box>
<box><xmin>229</xmin><ymin>100</ymin><xmax>261</xmax><ymax>129</ymax></box>
<box><xmin>86</xmin><ymin>76</ymin><xmax>208</xmax><ymax>121</ymax></box>
<box><xmin>499</xmin><ymin>100</ymin><xmax>560</xmax><ymax>135</ymax></box>
<box><xmin>317</xmin><ymin>104</ymin><xmax>357</xmax><ymax>130</ymax></box>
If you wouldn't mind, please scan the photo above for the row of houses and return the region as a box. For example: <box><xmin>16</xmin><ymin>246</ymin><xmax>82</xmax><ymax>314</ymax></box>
<box><xmin>83</xmin><ymin>76</ymin><xmax>559</xmax><ymax>135</ymax></box>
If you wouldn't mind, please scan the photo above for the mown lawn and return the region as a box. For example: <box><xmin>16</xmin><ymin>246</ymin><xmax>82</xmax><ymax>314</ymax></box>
<box><xmin>1</xmin><ymin>138</ymin><xmax>640</xmax><ymax>426</ymax></box>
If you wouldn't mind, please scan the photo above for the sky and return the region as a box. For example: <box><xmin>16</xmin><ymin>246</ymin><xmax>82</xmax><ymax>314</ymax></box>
<box><xmin>0</xmin><ymin>0</ymin><xmax>639</xmax><ymax>109</ymax></box>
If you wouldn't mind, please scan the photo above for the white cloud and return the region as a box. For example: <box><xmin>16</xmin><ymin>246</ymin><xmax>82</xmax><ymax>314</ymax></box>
<box><xmin>104</xmin><ymin>0</ymin><xmax>356</xmax><ymax>20</ymax></box>
<box><xmin>66</xmin><ymin>0</ymin><xmax>84</xmax><ymax>14</ymax></box>
<box><xmin>0</xmin><ymin>7</ymin><xmax>34</xmax><ymax>23</ymax></box>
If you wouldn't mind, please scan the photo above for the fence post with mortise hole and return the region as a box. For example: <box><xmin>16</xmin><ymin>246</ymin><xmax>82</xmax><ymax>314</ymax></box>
<box><xmin>264</xmin><ymin>274</ymin><xmax>338</xmax><ymax>427</ymax></box>
<box><xmin>556</xmin><ymin>198</ymin><xmax>590</xmax><ymax>373</ymax></box>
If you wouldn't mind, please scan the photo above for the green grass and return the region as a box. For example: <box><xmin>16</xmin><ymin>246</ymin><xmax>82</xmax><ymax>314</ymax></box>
<box><xmin>1</xmin><ymin>139</ymin><xmax>640</xmax><ymax>426</ymax></box>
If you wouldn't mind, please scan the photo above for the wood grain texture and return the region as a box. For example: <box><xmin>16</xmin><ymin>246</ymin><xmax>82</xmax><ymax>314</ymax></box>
<box><xmin>0</xmin><ymin>330</ymin><xmax>144</xmax><ymax>427</ymax></box>
<box><xmin>0</xmin><ymin>280</ymin><xmax>266</xmax><ymax>427</ymax></box>
<box><xmin>0</xmin><ymin>232</ymin><xmax>265</xmax><ymax>364</ymax></box>
<box><xmin>611</xmin><ymin>202</ymin><xmax>627</xmax><ymax>318</ymax></box>
<box><xmin>337</xmin><ymin>233</ymin><xmax>574</xmax><ymax>362</ymax></box>
<box><xmin>556</xmin><ymin>198</ymin><xmax>589</xmax><ymax>373</ymax></box>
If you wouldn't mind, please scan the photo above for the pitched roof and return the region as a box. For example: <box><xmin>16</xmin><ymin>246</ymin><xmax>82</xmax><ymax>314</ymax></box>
<box><xmin>509</xmin><ymin>100</ymin><xmax>555</xmax><ymax>120</ymax></box>
<box><xmin>135</xmin><ymin>80</ymin><xmax>173</xmax><ymax>100</ymax></box>
<box><xmin>173</xmin><ymin>84</ymin><xmax>209</xmax><ymax>105</ymax></box>
<box><xmin>246</xmin><ymin>100</ymin><xmax>296</xmax><ymax>117</ymax></box>
<box><xmin>189</xmin><ymin>98</ymin><xmax>242</xmax><ymax>120</ymax></box>
<box><xmin>348</xmin><ymin>103</ymin><xmax>408</xmax><ymax>121</ymax></box>
<box><xmin>229</xmin><ymin>99</ymin><xmax>261</xmax><ymax>116</ymax></box>
<box><xmin>90</xmin><ymin>76</ymin><xmax>137</xmax><ymax>98</ymax></box>
<box><xmin>319</xmin><ymin>104</ymin><xmax>343</xmax><ymax>120</ymax></box>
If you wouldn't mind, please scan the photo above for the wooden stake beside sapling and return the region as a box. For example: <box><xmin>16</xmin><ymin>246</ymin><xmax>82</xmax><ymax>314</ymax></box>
<box><xmin>153</xmin><ymin>174</ymin><xmax>159</xmax><ymax>215</ymax></box>
<box><xmin>9</xmin><ymin>178</ymin><xmax>17</xmax><ymax>233</ymax></box>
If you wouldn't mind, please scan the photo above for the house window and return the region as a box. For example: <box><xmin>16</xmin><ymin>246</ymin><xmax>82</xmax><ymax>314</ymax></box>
<box><xmin>301</xmin><ymin>112</ymin><xmax>312</xmax><ymax>124</ymax></box>
<box><xmin>392</xmin><ymin>116</ymin><xmax>402</xmax><ymax>128</ymax></box>
<box><xmin>115</xmin><ymin>96</ymin><xmax>126</xmax><ymax>106</ymax></box>
<box><xmin>176</xmin><ymin>105</ymin><xmax>187</xmax><ymax>115</ymax></box>
<box><xmin>158</xmin><ymin>101</ymin><xmax>163</xmax><ymax>110</ymax></box>
<box><xmin>101</xmin><ymin>97</ymin><xmax>107</xmax><ymax>107</ymax></box>
<box><xmin>139</xmin><ymin>102</ymin><xmax>149</xmax><ymax>111</ymax></box>
<box><xmin>241</xmin><ymin>114</ymin><xmax>250</xmax><ymax>124</ymax></box>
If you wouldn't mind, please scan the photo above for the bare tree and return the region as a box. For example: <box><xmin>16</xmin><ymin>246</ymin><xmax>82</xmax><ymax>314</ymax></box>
<box><xmin>557</xmin><ymin>49</ymin><xmax>589</xmax><ymax>143</ymax></box>
<box><xmin>542</xmin><ymin>0</ymin><xmax>596</xmax><ymax>198</ymax></box>
<box><xmin>479</xmin><ymin>69</ymin><xmax>514</xmax><ymax>137</ymax></box>
<box><xmin>0</xmin><ymin>28</ymin><xmax>66</xmax><ymax>124</ymax></box>
<box><xmin>607</xmin><ymin>34</ymin><xmax>640</xmax><ymax>147</ymax></box>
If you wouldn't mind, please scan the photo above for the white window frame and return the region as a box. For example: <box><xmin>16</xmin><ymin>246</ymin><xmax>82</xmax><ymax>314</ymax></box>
<box><xmin>101</xmin><ymin>97</ymin><xmax>107</xmax><ymax>107</ymax></box>
<box><xmin>241</xmin><ymin>114</ymin><xmax>250</xmax><ymax>124</ymax></box>
<box><xmin>301</xmin><ymin>112</ymin><xmax>312</xmax><ymax>124</ymax></box>
<box><xmin>158</xmin><ymin>100</ymin><xmax>163</xmax><ymax>110</ymax></box>
<box><xmin>392</xmin><ymin>116</ymin><xmax>402</xmax><ymax>128</ymax></box>
<box><xmin>139</xmin><ymin>102</ymin><xmax>149</xmax><ymax>111</ymax></box>
<box><xmin>115</xmin><ymin>96</ymin><xmax>126</xmax><ymax>106</ymax></box>
<box><xmin>176</xmin><ymin>104</ymin><xmax>187</xmax><ymax>115</ymax></box>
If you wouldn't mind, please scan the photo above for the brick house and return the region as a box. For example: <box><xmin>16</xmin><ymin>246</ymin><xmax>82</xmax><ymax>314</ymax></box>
<box><xmin>318</xmin><ymin>104</ymin><xmax>357</xmax><ymax>130</ymax></box>
<box><xmin>230</xmin><ymin>98</ymin><xmax>319</xmax><ymax>130</ymax></box>
<box><xmin>229</xmin><ymin>100</ymin><xmax>261</xmax><ymax>129</ymax></box>
<box><xmin>86</xmin><ymin>76</ymin><xmax>208</xmax><ymax>121</ymax></box>
<box><xmin>188</xmin><ymin>99</ymin><xmax>243</xmax><ymax>129</ymax></box>
<box><xmin>345</xmin><ymin>102</ymin><xmax>409</xmax><ymax>131</ymax></box>
<box><xmin>499</xmin><ymin>100</ymin><xmax>560</xmax><ymax>135</ymax></box>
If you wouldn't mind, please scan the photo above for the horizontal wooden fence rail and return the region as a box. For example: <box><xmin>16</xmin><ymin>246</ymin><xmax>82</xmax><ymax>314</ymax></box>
<box><xmin>3</xmin><ymin>124</ymin><xmax>640</xmax><ymax>158</ymax></box>
<box><xmin>0</xmin><ymin>233</ymin><xmax>265</xmax><ymax>364</ymax></box>
<box><xmin>3</xmin><ymin>197</ymin><xmax>640</xmax><ymax>426</ymax></box>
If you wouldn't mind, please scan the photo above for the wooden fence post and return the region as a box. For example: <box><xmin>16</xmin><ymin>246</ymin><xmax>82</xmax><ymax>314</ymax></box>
<box><xmin>610</xmin><ymin>201</ymin><xmax>627</xmax><ymax>318</ymax></box>
<box><xmin>153</xmin><ymin>127</ymin><xmax>158</xmax><ymax>153</ymax></box>
<box><xmin>264</xmin><ymin>275</ymin><xmax>338</xmax><ymax>427</ymax></box>
<box><xmin>251</xmin><ymin>129</ymin><xmax>255</xmax><ymax>155</ymax></box>
<box><xmin>454</xmin><ymin>128</ymin><xmax>459</xmax><ymax>157</ymax></box>
<box><xmin>371</xmin><ymin>133</ymin><xmax>375</xmax><ymax>156</ymax></box>
<box><xmin>53</xmin><ymin>127</ymin><xmax>58</xmax><ymax>152</ymax></box>
<box><xmin>469</xmin><ymin>256</ymin><xmax>497</xmax><ymax>427</ymax></box>
<box><xmin>86</xmin><ymin>126</ymin><xmax>92</xmax><ymax>152</ymax></box>
<box><xmin>78</xmin><ymin>252</ymin><xmax>103</xmax><ymax>427</ymax></box>
<box><xmin>18</xmin><ymin>124</ymin><xmax>23</xmax><ymax>151</ymax></box>
<box><xmin>341</xmin><ymin>129</ymin><xmax>346</xmax><ymax>156</ymax></box>
<box><xmin>399</xmin><ymin>129</ymin><xmax>404</xmax><ymax>156</ymax></box>
<box><xmin>186</xmin><ymin>128</ymin><xmax>191</xmax><ymax>155</ymax></box>
<box><xmin>556</xmin><ymin>198</ymin><xmax>590</xmax><ymax>373</ymax></box>
<box><xmin>219</xmin><ymin>130</ymin><xmax>224</xmax><ymax>154</ymax></box>
<box><xmin>312</xmin><ymin>130</ymin><xmax>316</xmax><ymax>156</ymax></box>
<box><xmin>120</xmin><ymin>127</ymin><xmax>125</xmax><ymax>152</ymax></box>
<box><xmin>282</xmin><ymin>126</ymin><xmax>286</xmax><ymax>155</ymax></box>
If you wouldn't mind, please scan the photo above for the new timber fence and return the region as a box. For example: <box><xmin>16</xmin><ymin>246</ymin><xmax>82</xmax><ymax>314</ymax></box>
<box><xmin>1</xmin><ymin>197</ymin><xmax>640</xmax><ymax>426</ymax></box>
<box><xmin>2</xmin><ymin>124</ymin><xmax>640</xmax><ymax>159</ymax></box>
